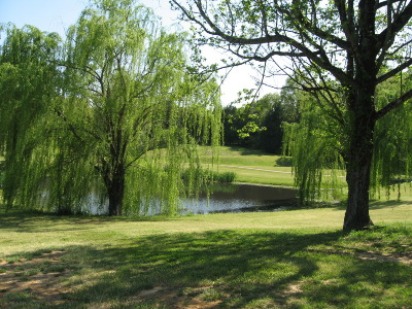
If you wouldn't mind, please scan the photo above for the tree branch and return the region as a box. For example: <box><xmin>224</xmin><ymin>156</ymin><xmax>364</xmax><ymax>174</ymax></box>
<box><xmin>377</xmin><ymin>58</ymin><xmax>412</xmax><ymax>83</ymax></box>
<box><xmin>375</xmin><ymin>88</ymin><xmax>412</xmax><ymax>119</ymax></box>
<box><xmin>377</xmin><ymin>1</ymin><xmax>412</xmax><ymax>50</ymax></box>
<box><xmin>171</xmin><ymin>0</ymin><xmax>352</xmax><ymax>86</ymax></box>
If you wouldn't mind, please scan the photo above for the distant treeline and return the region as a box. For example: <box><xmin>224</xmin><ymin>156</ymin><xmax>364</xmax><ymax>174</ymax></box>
<box><xmin>222</xmin><ymin>83</ymin><xmax>299</xmax><ymax>154</ymax></box>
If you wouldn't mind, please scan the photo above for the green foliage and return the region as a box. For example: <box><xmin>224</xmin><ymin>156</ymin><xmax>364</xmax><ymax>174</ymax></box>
<box><xmin>282</xmin><ymin>80</ymin><xmax>346</xmax><ymax>204</ymax></box>
<box><xmin>223</xmin><ymin>92</ymin><xmax>298</xmax><ymax>154</ymax></box>
<box><xmin>0</xmin><ymin>25</ymin><xmax>62</xmax><ymax>209</ymax></box>
<box><xmin>180</xmin><ymin>168</ymin><xmax>236</xmax><ymax>199</ymax></box>
<box><xmin>371</xmin><ymin>72</ymin><xmax>412</xmax><ymax>196</ymax></box>
<box><xmin>284</xmin><ymin>72</ymin><xmax>412</xmax><ymax>205</ymax></box>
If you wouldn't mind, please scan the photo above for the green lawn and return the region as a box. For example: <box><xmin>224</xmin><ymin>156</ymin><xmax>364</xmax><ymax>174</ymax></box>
<box><xmin>202</xmin><ymin>146</ymin><xmax>412</xmax><ymax>201</ymax></box>
<box><xmin>200</xmin><ymin>146</ymin><xmax>295</xmax><ymax>186</ymax></box>
<box><xmin>1</xmin><ymin>205</ymin><xmax>411</xmax><ymax>308</ymax></box>
<box><xmin>1</xmin><ymin>147</ymin><xmax>412</xmax><ymax>308</ymax></box>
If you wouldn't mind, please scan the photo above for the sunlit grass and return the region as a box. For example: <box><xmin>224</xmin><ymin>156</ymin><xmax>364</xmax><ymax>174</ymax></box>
<box><xmin>199</xmin><ymin>146</ymin><xmax>295</xmax><ymax>186</ymax></box>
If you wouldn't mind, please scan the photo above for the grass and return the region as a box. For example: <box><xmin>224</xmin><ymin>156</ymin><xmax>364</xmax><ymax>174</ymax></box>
<box><xmin>200</xmin><ymin>146</ymin><xmax>295</xmax><ymax>186</ymax></box>
<box><xmin>1</xmin><ymin>146</ymin><xmax>412</xmax><ymax>307</ymax></box>
<box><xmin>1</xmin><ymin>205</ymin><xmax>411</xmax><ymax>308</ymax></box>
<box><xmin>201</xmin><ymin>146</ymin><xmax>412</xmax><ymax>201</ymax></box>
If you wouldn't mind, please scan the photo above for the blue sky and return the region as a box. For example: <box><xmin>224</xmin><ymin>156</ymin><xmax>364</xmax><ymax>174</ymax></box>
<box><xmin>0</xmin><ymin>0</ymin><xmax>178</xmax><ymax>37</ymax></box>
<box><xmin>0</xmin><ymin>0</ymin><xmax>86</xmax><ymax>37</ymax></box>
<box><xmin>0</xmin><ymin>0</ymin><xmax>274</xmax><ymax>104</ymax></box>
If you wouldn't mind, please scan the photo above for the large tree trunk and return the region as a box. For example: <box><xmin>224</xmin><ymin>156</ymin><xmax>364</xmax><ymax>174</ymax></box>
<box><xmin>343</xmin><ymin>80</ymin><xmax>376</xmax><ymax>232</ymax></box>
<box><xmin>344</xmin><ymin>127</ymin><xmax>375</xmax><ymax>232</ymax></box>
<box><xmin>343</xmin><ymin>1</ymin><xmax>379</xmax><ymax>231</ymax></box>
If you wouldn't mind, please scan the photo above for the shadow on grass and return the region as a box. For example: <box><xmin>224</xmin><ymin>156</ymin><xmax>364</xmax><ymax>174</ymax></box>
<box><xmin>3</xmin><ymin>228</ymin><xmax>412</xmax><ymax>308</ymax></box>
<box><xmin>0</xmin><ymin>208</ymin><xmax>181</xmax><ymax>233</ymax></box>
<box><xmin>1</xmin><ymin>230</ymin><xmax>340</xmax><ymax>308</ymax></box>
<box><xmin>228</xmin><ymin>146</ymin><xmax>271</xmax><ymax>156</ymax></box>
<box><xmin>369</xmin><ymin>199</ymin><xmax>412</xmax><ymax>209</ymax></box>
<box><xmin>0</xmin><ymin>210</ymin><xmax>108</xmax><ymax>233</ymax></box>
<box><xmin>307</xmin><ymin>199</ymin><xmax>412</xmax><ymax>211</ymax></box>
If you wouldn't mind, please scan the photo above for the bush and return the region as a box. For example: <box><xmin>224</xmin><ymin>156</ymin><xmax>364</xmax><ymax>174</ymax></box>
<box><xmin>181</xmin><ymin>169</ymin><xmax>236</xmax><ymax>184</ymax></box>
<box><xmin>213</xmin><ymin>171</ymin><xmax>236</xmax><ymax>183</ymax></box>
<box><xmin>275</xmin><ymin>156</ymin><xmax>292</xmax><ymax>167</ymax></box>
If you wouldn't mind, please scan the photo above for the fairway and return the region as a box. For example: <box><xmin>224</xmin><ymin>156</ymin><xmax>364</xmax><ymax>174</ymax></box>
<box><xmin>201</xmin><ymin>146</ymin><xmax>295</xmax><ymax>186</ymax></box>
<box><xmin>1</xmin><ymin>204</ymin><xmax>411</xmax><ymax>308</ymax></box>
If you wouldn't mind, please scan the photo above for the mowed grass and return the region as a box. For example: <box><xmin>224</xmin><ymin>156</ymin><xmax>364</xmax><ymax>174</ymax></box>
<box><xmin>200</xmin><ymin>146</ymin><xmax>295</xmax><ymax>186</ymax></box>
<box><xmin>1</xmin><ymin>204</ymin><xmax>411</xmax><ymax>309</ymax></box>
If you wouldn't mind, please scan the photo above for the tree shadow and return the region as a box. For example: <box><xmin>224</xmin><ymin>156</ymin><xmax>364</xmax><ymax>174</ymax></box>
<box><xmin>0</xmin><ymin>209</ymin><xmax>183</xmax><ymax>233</ymax></box>
<box><xmin>315</xmin><ymin>199</ymin><xmax>412</xmax><ymax>211</ymax></box>
<box><xmin>0</xmin><ymin>230</ymin><xmax>341</xmax><ymax>308</ymax></box>
<box><xmin>2</xmin><ymin>228</ymin><xmax>412</xmax><ymax>308</ymax></box>
<box><xmin>0</xmin><ymin>210</ymin><xmax>112</xmax><ymax>233</ymax></box>
<box><xmin>228</xmin><ymin>146</ymin><xmax>269</xmax><ymax>156</ymax></box>
<box><xmin>369</xmin><ymin>199</ymin><xmax>412</xmax><ymax>209</ymax></box>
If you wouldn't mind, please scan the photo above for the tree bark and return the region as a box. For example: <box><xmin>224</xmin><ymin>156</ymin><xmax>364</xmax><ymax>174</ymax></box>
<box><xmin>107</xmin><ymin>170</ymin><xmax>125</xmax><ymax>216</ymax></box>
<box><xmin>101</xmin><ymin>162</ymin><xmax>125</xmax><ymax>216</ymax></box>
<box><xmin>343</xmin><ymin>80</ymin><xmax>376</xmax><ymax>232</ymax></box>
<box><xmin>344</xmin><ymin>130</ymin><xmax>375</xmax><ymax>231</ymax></box>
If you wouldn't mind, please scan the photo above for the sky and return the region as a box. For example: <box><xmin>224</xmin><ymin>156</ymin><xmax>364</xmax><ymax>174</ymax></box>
<box><xmin>0</xmin><ymin>0</ymin><xmax>276</xmax><ymax>105</ymax></box>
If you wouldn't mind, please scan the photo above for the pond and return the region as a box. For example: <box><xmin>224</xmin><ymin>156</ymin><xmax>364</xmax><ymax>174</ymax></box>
<box><xmin>181</xmin><ymin>183</ymin><xmax>297</xmax><ymax>214</ymax></box>
<box><xmin>86</xmin><ymin>183</ymin><xmax>298</xmax><ymax>215</ymax></box>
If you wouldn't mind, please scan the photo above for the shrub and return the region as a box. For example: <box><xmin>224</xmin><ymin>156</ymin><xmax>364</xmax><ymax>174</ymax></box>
<box><xmin>275</xmin><ymin>156</ymin><xmax>292</xmax><ymax>167</ymax></box>
<box><xmin>181</xmin><ymin>169</ymin><xmax>236</xmax><ymax>184</ymax></box>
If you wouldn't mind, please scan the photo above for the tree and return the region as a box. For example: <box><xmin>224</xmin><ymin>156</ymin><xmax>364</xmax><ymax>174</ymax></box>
<box><xmin>56</xmin><ymin>0</ymin><xmax>221</xmax><ymax>216</ymax></box>
<box><xmin>0</xmin><ymin>1</ymin><xmax>221</xmax><ymax>216</ymax></box>
<box><xmin>256</xmin><ymin>93</ymin><xmax>288</xmax><ymax>154</ymax></box>
<box><xmin>223</xmin><ymin>93</ymin><xmax>294</xmax><ymax>153</ymax></box>
<box><xmin>236</xmin><ymin>95</ymin><xmax>272</xmax><ymax>149</ymax></box>
<box><xmin>171</xmin><ymin>0</ymin><xmax>412</xmax><ymax>231</ymax></box>
<box><xmin>0</xmin><ymin>25</ymin><xmax>62</xmax><ymax>209</ymax></box>
<box><xmin>222</xmin><ymin>104</ymin><xmax>242</xmax><ymax>146</ymax></box>
<box><xmin>282</xmin><ymin>79</ymin><xmax>347</xmax><ymax>204</ymax></box>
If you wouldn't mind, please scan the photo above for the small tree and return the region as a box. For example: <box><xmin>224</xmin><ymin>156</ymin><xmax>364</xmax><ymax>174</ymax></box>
<box><xmin>171</xmin><ymin>0</ymin><xmax>412</xmax><ymax>231</ymax></box>
<box><xmin>56</xmin><ymin>0</ymin><xmax>221</xmax><ymax>216</ymax></box>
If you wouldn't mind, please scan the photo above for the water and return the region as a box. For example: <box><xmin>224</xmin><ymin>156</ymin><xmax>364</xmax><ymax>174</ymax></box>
<box><xmin>86</xmin><ymin>183</ymin><xmax>298</xmax><ymax>215</ymax></box>
<box><xmin>181</xmin><ymin>183</ymin><xmax>297</xmax><ymax>214</ymax></box>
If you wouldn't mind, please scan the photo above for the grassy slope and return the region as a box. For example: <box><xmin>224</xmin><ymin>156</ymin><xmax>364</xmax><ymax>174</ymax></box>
<box><xmin>203</xmin><ymin>146</ymin><xmax>412</xmax><ymax>201</ymax></box>
<box><xmin>201</xmin><ymin>146</ymin><xmax>295</xmax><ymax>186</ymax></box>
<box><xmin>1</xmin><ymin>206</ymin><xmax>411</xmax><ymax>308</ymax></box>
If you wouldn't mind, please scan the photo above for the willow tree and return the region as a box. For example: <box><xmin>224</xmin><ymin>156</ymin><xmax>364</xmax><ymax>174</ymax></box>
<box><xmin>55</xmin><ymin>0</ymin><xmax>221</xmax><ymax>216</ymax></box>
<box><xmin>171</xmin><ymin>0</ymin><xmax>412</xmax><ymax>231</ymax></box>
<box><xmin>0</xmin><ymin>25</ymin><xmax>61</xmax><ymax>208</ymax></box>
